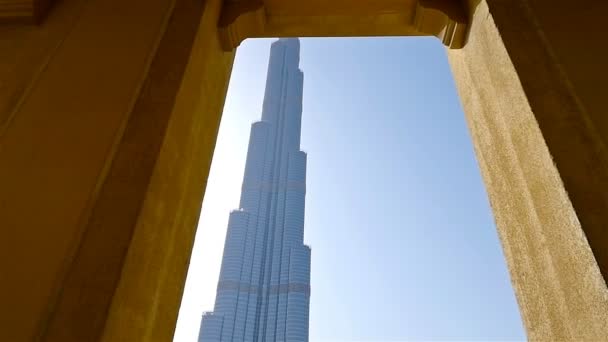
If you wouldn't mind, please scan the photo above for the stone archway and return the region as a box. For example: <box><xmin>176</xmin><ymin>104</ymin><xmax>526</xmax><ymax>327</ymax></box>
<box><xmin>0</xmin><ymin>0</ymin><xmax>607</xmax><ymax>341</ymax></box>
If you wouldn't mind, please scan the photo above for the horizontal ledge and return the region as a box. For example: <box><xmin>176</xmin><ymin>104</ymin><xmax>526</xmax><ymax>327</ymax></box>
<box><xmin>0</xmin><ymin>0</ymin><xmax>54</xmax><ymax>24</ymax></box>
<box><xmin>217</xmin><ymin>0</ymin><xmax>468</xmax><ymax>50</ymax></box>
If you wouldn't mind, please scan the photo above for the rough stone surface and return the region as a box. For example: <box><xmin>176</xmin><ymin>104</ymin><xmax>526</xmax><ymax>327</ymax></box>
<box><xmin>448</xmin><ymin>0</ymin><xmax>608</xmax><ymax>339</ymax></box>
<box><xmin>101</xmin><ymin>0</ymin><xmax>235</xmax><ymax>339</ymax></box>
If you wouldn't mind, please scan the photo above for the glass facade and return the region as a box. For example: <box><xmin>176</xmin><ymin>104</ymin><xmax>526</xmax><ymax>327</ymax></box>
<box><xmin>198</xmin><ymin>38</ymin><xmax>310</xmax><ymax>342</ymax></box>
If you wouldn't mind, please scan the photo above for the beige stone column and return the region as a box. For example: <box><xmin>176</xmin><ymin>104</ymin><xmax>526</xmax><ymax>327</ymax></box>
<box><xmin>448</xmin><ymin>0</ymin><xmax>608</xmax><ymax>340</ymax></box>
<box><xmin>0</xmin><ymin>0</ymin><xmax>234</xmax><ymax>341</ymax></box>
<box><xmin>4</xmin><ymin>0</ymin><xmax>608</xmax><ymax>340</ymax></box>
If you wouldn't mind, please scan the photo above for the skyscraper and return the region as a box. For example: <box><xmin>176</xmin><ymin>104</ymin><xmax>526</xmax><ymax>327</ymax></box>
<box><xmin>198</xmin><ymin>38</ymin><xmax>310</xmax><ymax>342</ymax></box>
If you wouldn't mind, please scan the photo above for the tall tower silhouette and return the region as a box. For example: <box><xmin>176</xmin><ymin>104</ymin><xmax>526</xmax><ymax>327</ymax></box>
<box><xmin>198</xmin><ymin>38</ymin><xmax>310</xmax><ymax>342</ymax></box>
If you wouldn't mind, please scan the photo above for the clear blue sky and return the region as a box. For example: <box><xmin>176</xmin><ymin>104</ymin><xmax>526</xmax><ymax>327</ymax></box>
<box><xmin>174</xmin><ymin>37</ymin><xmax>525</xmax><ymax>341</ymax></box>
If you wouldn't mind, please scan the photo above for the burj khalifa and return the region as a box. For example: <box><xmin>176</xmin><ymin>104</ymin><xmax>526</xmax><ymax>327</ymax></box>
<box><xmin>198</xmin><ymin>38</ymin><xmax>310</xmax><ymax>341</ymax></box>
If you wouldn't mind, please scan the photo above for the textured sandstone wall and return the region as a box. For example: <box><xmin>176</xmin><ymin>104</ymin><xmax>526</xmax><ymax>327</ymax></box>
<box><xmin>448</xmin><ymin>0</ymin><xmax>608</xmax><ymax>339</ymax></box>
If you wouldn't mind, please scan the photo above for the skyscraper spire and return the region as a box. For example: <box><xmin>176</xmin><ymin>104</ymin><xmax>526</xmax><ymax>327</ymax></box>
<box><xmin>199</xmin><ymin>38</ymin><xmax>310</xmax><ymax>342</ymax></box>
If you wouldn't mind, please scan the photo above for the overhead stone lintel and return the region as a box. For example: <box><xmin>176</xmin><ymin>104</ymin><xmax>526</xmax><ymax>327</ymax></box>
<box><xmin>217</xmin><ymin>0</ymin><xmax>469</xmax><ymax>51</ymax></box>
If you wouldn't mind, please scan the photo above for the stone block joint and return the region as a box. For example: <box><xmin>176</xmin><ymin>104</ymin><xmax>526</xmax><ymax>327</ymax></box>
<box><xmin>414</xmin><ymin>0</ymin><xmax>468</xmax><ymax>48</ymax></box>
<box><xmin>217</xmin><ymin>0</ymin><xmax>265</xmax><ymax>51</ymax></box>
